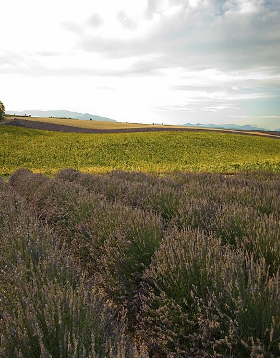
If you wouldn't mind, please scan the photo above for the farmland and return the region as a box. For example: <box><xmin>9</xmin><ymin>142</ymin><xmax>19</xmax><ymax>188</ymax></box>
<box><xmin>1</xmin><ymin>168</ymin><xmax>280</xmax><ymax>357</ymax></box>
<box><xmin>1</xmin><ymin>125</ymin><xmax>280</xmax><ymax>177</ymax></box>
<box><xmin>5</xmin><ymin>115</ymin><xmax>170</xmax><ymax>130</ymax></box>
<box><xmin>2</xmin><ymin>123</ymin><xmax>280</xmax><ymax>356</ymax></box>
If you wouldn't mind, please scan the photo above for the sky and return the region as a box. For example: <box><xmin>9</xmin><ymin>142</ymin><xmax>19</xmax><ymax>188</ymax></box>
<box><xmin>1</xmin><ymin>0</ymin><xmax>280</xmax><ymax>129</ymax></box>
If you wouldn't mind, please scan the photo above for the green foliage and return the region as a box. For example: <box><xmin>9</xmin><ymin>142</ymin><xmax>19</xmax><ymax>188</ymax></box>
<box><xmin>1</xmin><ymin>126</ymin><xmax>280</xmax><ymax>176</ymax></box>
<box><xmin>0</xmin><ymin>101</ymin><xmax>5</xmax><ymax>120</ymax></box>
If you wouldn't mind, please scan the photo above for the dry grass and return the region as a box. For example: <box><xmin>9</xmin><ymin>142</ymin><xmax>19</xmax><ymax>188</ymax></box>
<box><xmin>6</xmin><ymin>115</ymin><xmax>280</xmax><ymax>140</ymax></box>
<box><xmin>7</xmin><ymin>115</ymin><xmax>176</xmax><ymax>130</ymax></box>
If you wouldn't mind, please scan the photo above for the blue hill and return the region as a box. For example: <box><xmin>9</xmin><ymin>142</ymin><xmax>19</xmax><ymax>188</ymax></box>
<box><xmin>6</xmin><ymin>110</ymin><xmax>116</xmax><ymax>122</ymax></box>
<box><xmin>184</xmin><ymin>123</ymin><xmax>268</xmax><ymax>131</ymax></box>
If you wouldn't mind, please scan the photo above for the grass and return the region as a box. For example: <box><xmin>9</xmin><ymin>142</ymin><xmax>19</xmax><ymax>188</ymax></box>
<box><xmin>1</xmin><ymin>126</ymin><xmax>280</xmax><ymax>176</ymax></box>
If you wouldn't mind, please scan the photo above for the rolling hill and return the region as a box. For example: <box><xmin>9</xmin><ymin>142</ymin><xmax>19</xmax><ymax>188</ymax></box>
<box><xmin>6</xmin><ymin>110</ymin><xmax>116</xmax><ymax>122</ymax></box>
<box><xmin>1</xmin><ymin>125</ymin><xmax>280</xmax><ymax>176</ymax></box>
<box><xmin>184</xmin><ymin>122</ymin><xmax>268</xmax><ymax>131</ymax></box>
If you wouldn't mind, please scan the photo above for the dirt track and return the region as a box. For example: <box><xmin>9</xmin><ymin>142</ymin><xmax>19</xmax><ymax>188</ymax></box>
<box><xmin>4</xmin><ymin>118</ymin><xmax>280</xmax><ymax>139</ymax></box>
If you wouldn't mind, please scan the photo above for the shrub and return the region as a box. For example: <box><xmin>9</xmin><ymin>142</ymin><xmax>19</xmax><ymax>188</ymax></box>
<box><xmin>0</xmin><ymin>177</ymin><xmax>7</xmax><ymax>191</ymax></box>
<box><xmin>32</xmin><ymin>176</ymin><xmax>163</xmax><ymax>314</ymax></box>
<box><xmin>0</xmin><ymin>184</ymin><xmax>143</xmax><ymax>357</ymax></box>
<box><xmin>8</xmin><ymin>168</ymin><xmax>280</xmax><ymax>356</ymax></box>
<box><xmin>55</xmin><ymin>168</ymin><xmax>82</xmax><ymax>182</ymax></box>
<box><xmin>9</xmin><ymin>168</ymin><xmax>48</xmax><ymax>202</ymax></box>
<box><xmin>98</xmin><ymin>204</ymin><xmax>163</xmax><ymax>325</ymax></box>
<box><xmin>140</xmin><ymin>228</ymin><xmax>280</xmax><ymax>356</ymax></box>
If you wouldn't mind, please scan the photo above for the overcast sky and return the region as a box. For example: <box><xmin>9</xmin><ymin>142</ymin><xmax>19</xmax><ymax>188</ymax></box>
<box><xmin>1</xmin><ymin>0</ymin><xmax>280</xmax><ymax>128</ymax></box>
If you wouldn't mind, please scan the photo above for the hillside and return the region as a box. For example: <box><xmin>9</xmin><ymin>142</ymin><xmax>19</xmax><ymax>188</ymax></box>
<box><xmin>1</xmin><ymin>126</ymin><xmax>280</xmax><ymax>176</ymax></box>
<box><xmin>184</xmin><ymin>122</ymin><xmax>268</xmax><ymax>131</ymax></box>
<box><xmin>4</xmin><ymin>116</ymin><xmax>170</xmax><ymax>130</ymax></box>
<box><xmin>6</xmin><ymin>110</ymin><xmax>116</xmax><ymax>122</ymax></box>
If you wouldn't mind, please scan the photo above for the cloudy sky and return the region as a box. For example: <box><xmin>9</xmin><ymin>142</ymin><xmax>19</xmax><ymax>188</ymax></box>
<box><xmin>1</xmin><ymin>0</ymin><xmax>280</xmax><ymax>129</ymax></box>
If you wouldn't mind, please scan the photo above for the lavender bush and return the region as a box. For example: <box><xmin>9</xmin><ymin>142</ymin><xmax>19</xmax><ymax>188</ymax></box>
<box><xmin>3</xmin><ymin>168</ymin><xmax>280</xmax><ymax>357</ymax></box>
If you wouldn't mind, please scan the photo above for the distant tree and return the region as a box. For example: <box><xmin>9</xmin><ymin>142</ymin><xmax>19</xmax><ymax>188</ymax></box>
<box><xmin>0</xmin><ymin>101</ymin><xmax>5</xmax><ymax>120</ymax></box>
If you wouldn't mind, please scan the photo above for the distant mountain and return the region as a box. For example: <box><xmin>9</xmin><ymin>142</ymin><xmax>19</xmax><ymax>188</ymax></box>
<box><xmin>184</xmin><ymin>123</ymin><xmax>268</xmax><ymax>131</ymax></box>
<box><xmin>6</xmin><ymin>110</ymin><xmax>116</xmax><ymax>122</ymax></box>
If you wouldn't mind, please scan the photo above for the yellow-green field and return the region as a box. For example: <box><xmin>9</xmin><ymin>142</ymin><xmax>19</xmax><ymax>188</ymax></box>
<box><xmin>1</xmin><ymin>126</ymin><xmax>280</xmax><ymax>176</ymax></box>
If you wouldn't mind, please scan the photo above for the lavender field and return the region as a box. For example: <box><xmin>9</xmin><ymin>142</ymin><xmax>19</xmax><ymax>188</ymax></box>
<box><xmin>1</xmin><ymin>168</ymin><xmax>280</xmax><ymax>357</ymax></box>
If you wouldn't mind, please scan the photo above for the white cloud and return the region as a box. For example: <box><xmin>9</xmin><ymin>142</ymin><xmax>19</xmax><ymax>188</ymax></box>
<box><xmin>0</xmin><ymin>0</ymin><xmax>279</xmax><ymax>128</ymax></box>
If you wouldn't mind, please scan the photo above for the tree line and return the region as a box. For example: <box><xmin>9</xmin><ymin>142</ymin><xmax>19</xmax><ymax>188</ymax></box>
<box><xmin>0</xmin><ymin>101</ymin><xmax>5</xmax><ymax>120</ymax></box>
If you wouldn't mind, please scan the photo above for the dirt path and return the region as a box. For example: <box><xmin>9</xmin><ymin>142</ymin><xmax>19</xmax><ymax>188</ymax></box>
<box><xmin>4</xmin><ymin>118</ymin><xmax>280</xmax><ymax>139</ymax></box>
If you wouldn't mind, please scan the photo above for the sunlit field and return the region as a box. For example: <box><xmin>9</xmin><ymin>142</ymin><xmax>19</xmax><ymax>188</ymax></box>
<box><xmin>1</xmin><ymin>126</ymin><xmax>280</xmax><ymax>177</ymax></box>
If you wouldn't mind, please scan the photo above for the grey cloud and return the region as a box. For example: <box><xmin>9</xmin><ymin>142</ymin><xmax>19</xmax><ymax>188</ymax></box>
<box><xmin>0</xmin><ymin>53</ymin><xmax>23</xmax><ymax>66</ymax></box>
<box><xmin>79</xmin><ymin>35</ymin><xmax>151</xmax><ymax>58</ymax></box>
<box><xmin>171</xmin><ymin>84</ymin><xmax>226</xmax><ymax>91</ymax></box>
<box><xmin>62</xmin><ymin>14</ymin><xmax>105</xmax><ymax>38</ymax></box>
<box><xmin>259</xmin><ymin>77</ymin><xmax>280</xmax><ymax>90</ymax></box>
<box><xmin>0</xmin><ymin>64</ymin><xmax>103</xmax><ymax>77</ymax></box>
<box><xmin>77</xmin><ymin>0</ymin><xmax>280</xmax><ymax>74</ymax></box>
<box><xmin>171</xmin><ymin>81</ymin><xmax>279</xmax><ymax>97</ymax></box>
<box><xmin>145</xmin><ymin>0</ymin><xmax>159</xmax><ymax>19</ymax></box>
<box><xmin>0</xmin><ymin>56</ymin><xmax>164</xmax><ymax>78</ymax></box>
<box><xmin>156</xmin><ymin>98</ymin><xmax>244</xmax><ymax>124</ymax></box>
<box><xmin>4</xmin><ymin>0</ymin><xmax>280</xmax><ymax>83</ymax></box>
<box><xmin>117</xmin><ymin>11</ymin><xmax>137</xmax><ymax>30</ymax></box>
<box><xmin>123</xmin><ymin>57</ymin><xmax>169</xmax><ymax>75</ymax></box>
<box><xmin>61</xmin><ymin>21</ymin><xmax>83</xmax><ymax>35</ymax></box>
<box><xmin>97</xmin><ymin>86</ymin><xmax>116</xmax><ymax>90</ymax></box>
<box><xmin>87</xmin><ymin>14</ymin><xmax>104</xmax><ymax>29</ymax></box>
<box><xmin>36</xmin><ymin>51</ymin><xmax>59</xmax><ymax>57</ymax></box>
<box><xmin>158</xmin><ymin>99</ymin><xmax>239</xmax><ymax>116</ymax></box>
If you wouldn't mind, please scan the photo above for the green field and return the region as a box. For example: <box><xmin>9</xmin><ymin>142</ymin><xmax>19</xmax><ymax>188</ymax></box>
<box><xmin>1</xmin><ymin>126</ymin><xmax>280</xmax><ymax>176</ymax></box>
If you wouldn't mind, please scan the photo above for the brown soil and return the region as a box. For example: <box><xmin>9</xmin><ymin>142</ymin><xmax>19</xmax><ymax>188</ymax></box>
<box><xmin>4</xmin><ymin>118</ymin><xmax>280</xmax><ymax>139</ymax></box>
